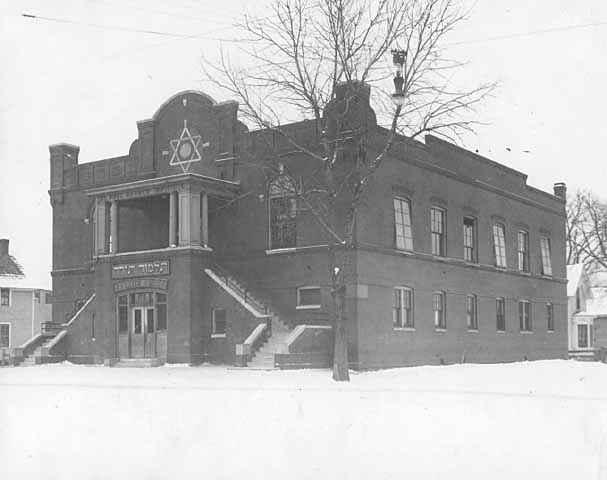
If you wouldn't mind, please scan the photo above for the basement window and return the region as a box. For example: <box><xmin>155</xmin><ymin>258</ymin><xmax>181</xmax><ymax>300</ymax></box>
<box><xmin>297</xmin><ymin>287</ymin><xmax>321</xmax><ymax>310</ymax></box>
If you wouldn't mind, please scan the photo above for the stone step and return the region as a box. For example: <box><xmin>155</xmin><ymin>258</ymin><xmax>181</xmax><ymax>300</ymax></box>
<box><xmin>113</xmin><ymin>358</ymin><xmax>164</xmax><ymax>368</ymax></box>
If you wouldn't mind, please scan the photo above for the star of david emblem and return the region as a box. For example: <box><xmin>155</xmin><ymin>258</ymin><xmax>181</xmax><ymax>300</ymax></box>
<box><xmin>169</xmin><ymin>120</ymin><xmax>209</xmax><ymax>173</ymax></box>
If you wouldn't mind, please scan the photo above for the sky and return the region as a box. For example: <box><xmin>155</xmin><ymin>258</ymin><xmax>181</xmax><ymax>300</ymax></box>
<box><xmin>1</xmin><ymin>0</ymin><xmax>606</xmax><ymax>288</ymax></box>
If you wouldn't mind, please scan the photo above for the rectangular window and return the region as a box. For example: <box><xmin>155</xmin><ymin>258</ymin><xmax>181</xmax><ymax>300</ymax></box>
<box><xmin>578</xmin><ymin>324</ymin><xmax>589</xmax><ymax>348</ymax></box>
<box><xmin>133</xmin><ymin>309</ymin><xmax>143</xmax><ymax>334</ymax></box>
<box><xmin>212</xmin><ymin>308</ymin><xmax>227</xmax><ymax>336</ymax></box>
<box><xmin>517</xmin><ymin>230</ymin><xmax>529</xmax><ymax>272</ymax></box>
<box><xmin>393</xmin><ymin>287</ymin><xmax>414</xmax><ymax>329</ymax></box>
<box><xmin>496</xmin><ymin>297</ymin><xmax>506</xmax><ymax>331</ymax></box>
<box><xmin>34</xmin><ymin>290</ymin><xmax>41</xmax><ymax>303</ymax></box>
<box><xmin>297</xmin><ymin>287</ymin><xmax>321</xmax><ymax>309</ymax></box>
<box><xmin>433</xmin><ymin>291</ymin><xmax>446</xmax><ymax>329</ymax></box>
<box><xmin>431</xmin><ymin>207</ymin><xmax>446</xmax><ymax>256</ymax></box>
<box><xmin>493</xmin><ymin>223</ymin><xmax>507</xmax><ymax>267</ymax></box>
<box><xmin>394</xmin><ymin>197</ymin><xmax>413</xmax><ymax>250</ymax></box>
<box><xmin>118</xmin><ymin>295</ymin><xmax>128</xmax><ymax>333</ymax></box>
<box><xmin>0</xmin><ymin>288</ymin><xmax>10</xmax><ymax>307</ymax></box>
<box><xmin>0</xmin><ymin>324</ymin><xmax>10</xmax><ymax>348</ymax></box>
<box><xmin>467</xmin><ymin>295</ymin><xmax>478</xmax><ymax>330</ymax></box>
<box><xmin>540</xmin><ymin>237</ymin><xmax>552</xmax><ymax>276</ymax></box>
<box><xmin>156</xmin><ymin>293</ymin><xmax>167</xmax><ymax>331</ymax></box>
<box><xmin>146</xmin><ymin>309</ymin><xmax>155</xmax><ymax>334</ymax></box>
<box><xmin>546</xmin><ymin>303</ymin><xmax>554</xmax><ymax>332</ymax></box>
<box><xmin>463</xmin><ymin>217</ymin><xmax>476</xmax><ymax>262</ymax></box>
<box><xmin>519</xmin><ymin>300</ymin><xmax>532</xmax><ymax>332</ymax></box>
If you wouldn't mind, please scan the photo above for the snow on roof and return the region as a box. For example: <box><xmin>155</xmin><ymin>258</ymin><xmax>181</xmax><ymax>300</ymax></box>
<box><xmin>0</xmin><ymin>253</ymin><xmax>25</xmax><ymax>278</ymax></box>
<box><xmin>567</xmin><ymin>264</ymin><xmax>585</xmax><ymax>297</ymax></box>
<box><xmin>0</xmin><ymin>251</ymin><xmax>48</xmax><ymax>290</ymax></box>
<box><xmin>590</xmin><ymin>270</ymin><xmax>607</xmax><ymax>288</ymax></box>
<box><xmin>586</xmin><ymin>287</ymin><xmax>607</xmax><ymax>316</ymax></box>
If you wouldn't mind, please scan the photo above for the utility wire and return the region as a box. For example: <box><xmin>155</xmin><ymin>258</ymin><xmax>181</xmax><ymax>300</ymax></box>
<box><xmin>22</xmin><ymin>12</ymin><xmax>607</xmax><ymax>46</ymax></box>
<box><xmin>21</xmin><ymin>13</ymin><xmax>239</xmax><ymax>42</ymax></box>
<box><xmin>447</xmin><ymin>19</ymin><xmax>607</xmax><ymax>46</ymax></box>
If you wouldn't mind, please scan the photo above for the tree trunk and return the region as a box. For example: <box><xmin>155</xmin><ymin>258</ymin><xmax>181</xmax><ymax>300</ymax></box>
<box><xmin>328</xmin><ymin>244</ymin><xmax>350</xmax><ymax>381</ymax></box>
<box><xmin>332</xmin><ymin>282</ymin><xmax>350</xmax><ymax>381</ymax></box>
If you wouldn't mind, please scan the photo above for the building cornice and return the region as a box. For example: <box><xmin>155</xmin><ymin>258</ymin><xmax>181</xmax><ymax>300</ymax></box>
<box><xmin>83</xmin><ymin>173</ymin><xmax>240</xmax><ymax>200</ymax></box>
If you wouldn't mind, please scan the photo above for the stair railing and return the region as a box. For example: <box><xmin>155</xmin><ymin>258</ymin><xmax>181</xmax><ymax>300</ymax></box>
<box><xmin>63</xmin><ymin>289</ymin><xmax>95</xmax><ymax>324</ymax></box>
<box><xmin>211</xmin><ymin>263</ymin><xmax>268</xmax><ymax>315</ymax></box>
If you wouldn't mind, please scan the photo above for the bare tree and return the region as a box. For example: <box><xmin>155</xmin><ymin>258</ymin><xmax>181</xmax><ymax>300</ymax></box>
<box><xmin>203</xmin><ymin>0</ymin><xmax>495</xmax><ymax>381</ymax></box>
<box><xmin>567</xmin><ymin>190</ymin><xmax>607</xmax><ymax>272</ymax></box>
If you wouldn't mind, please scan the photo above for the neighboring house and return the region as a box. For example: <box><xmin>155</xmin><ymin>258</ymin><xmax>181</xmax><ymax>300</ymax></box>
<box><xmin>0</xmin><ymin>239</ymin><xmax>52</xmax><ymax>357</ymax></box>
<box><xmin>567</xmin><ymin>264</ymin><xmax>593</xmax><ymax>352</ymax></box>
<box><xmin>46</xmin><ymin>86</ymin><xmax>567</xmax><ymax>369</ymax></box>
<box><xmin>567</xmin><ymin>264</ymin><xmax>607</xmax><ymax>356</ymax></box>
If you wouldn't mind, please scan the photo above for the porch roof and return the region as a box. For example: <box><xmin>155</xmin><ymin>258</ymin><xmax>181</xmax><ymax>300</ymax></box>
<box><xmin>84</xmin><ymin>173</ymin><xmax>240</xmax><ymax>200</ymax></box>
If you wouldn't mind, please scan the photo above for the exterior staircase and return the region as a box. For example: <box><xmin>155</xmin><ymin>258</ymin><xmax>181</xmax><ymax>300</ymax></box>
<box><xmin>568</xmin><ymin>349</ymin><xmax>598</xmax><ymax>362</ymax></box>
<box><xmin>207</xmin><ymin>264</ymin><xmax>292</xmax><ymax>369</ymax></box>
<box><xmin>19</xmin><ymin>336</ymin><xmax>57</xmax><ymax>366</ymax></box>
<box><xmin>247</xmin><ymin>323</ymin><xmax>291</xmax><ymax>370</ymax></box>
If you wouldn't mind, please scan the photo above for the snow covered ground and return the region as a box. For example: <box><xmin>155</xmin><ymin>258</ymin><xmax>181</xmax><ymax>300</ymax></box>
<box><xmin>1</xmin><ymin>360</ymin><xmax>607</xmax><ymax>479</ymax></box>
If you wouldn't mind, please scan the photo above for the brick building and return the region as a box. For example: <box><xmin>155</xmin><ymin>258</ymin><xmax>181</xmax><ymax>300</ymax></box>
<box><xmin>44</xmin><ymin>87</ymin><xmax>568</xmax><ymax>368</ymax></box>
<box><xmin>0</xmin><ymin>239</ymin><xmax>52</xmax><ymax>362</ymax></box>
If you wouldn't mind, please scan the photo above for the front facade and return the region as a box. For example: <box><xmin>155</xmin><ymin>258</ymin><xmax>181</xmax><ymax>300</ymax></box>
<box><xmin>0</xmin><ymin>239</ymin><xmax>52</xmax><ymax>358</ymax></box>
<box><xmin>47</xmin><ymin>87</ymin><xmax>568</xmax><ymax>368</ymax></box>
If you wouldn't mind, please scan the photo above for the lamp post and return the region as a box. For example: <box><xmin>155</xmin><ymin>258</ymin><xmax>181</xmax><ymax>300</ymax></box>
<box><xmin>391</xmin><ymin>49</ymin><xmax>407</xmax><ymax>106</ymax></box>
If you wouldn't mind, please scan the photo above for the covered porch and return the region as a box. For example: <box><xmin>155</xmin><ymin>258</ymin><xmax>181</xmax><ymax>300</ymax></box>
<box><xmin>87</xmin><ymin>173</ymin><xmax>240</xmax><ymax>255</ymax></box>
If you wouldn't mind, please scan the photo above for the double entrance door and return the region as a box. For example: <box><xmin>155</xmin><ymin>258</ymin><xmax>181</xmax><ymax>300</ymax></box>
<box><xmin>129</xmin><ymin>307</ymin><xmax>156</xmax><ymax>358</ymax></box>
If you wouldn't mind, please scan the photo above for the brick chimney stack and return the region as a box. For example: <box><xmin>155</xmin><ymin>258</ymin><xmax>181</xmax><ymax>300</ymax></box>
<box><xmin>553</xmin><ymin>182</ymin><xmax>567</xmax><ymax>200</ymax></box>
<box><xmin>0</xmin><ymin>238</ymin><xmax>8</xmax><ymax>257</ymax></box>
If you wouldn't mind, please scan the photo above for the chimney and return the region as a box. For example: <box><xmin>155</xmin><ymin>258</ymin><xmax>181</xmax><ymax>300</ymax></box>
<box><xmin>553</xmin><ymin>182</ymin><xmax>567</xmax><ymax>200</ymax></box>
<box><xmin>0</xmin><ymin>238</ymin><xmax>8</xmax><ymax>257</ymax></box>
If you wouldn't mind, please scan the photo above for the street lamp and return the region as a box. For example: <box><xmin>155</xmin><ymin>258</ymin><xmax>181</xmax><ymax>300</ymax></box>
<box><xmin>391</xmin><ymin>49</ymin><xmax>407</xmax><ymax>106</ymax></box>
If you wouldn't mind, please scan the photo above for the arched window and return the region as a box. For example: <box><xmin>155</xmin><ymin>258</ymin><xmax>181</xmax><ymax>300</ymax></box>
<box><xmin>269</xmin><ymin>175</ymin><xmax>297</xmax><ymax>249</ymax></box>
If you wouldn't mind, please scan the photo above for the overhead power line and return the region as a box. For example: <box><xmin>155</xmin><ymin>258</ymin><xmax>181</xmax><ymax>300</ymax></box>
<box><xmin>21</xmin><ymin>12</ymin><xmax>238</xmax><ymax>41</ymax></box>
<box><xmin>22</xmin><ymin>12</ymin><xmax>607</xmax><ymax>47</ymax></box>
<box><xmin>447</xmin><ymin>19</ymin><xmax>607</xmax><ymax>46</ymax></box>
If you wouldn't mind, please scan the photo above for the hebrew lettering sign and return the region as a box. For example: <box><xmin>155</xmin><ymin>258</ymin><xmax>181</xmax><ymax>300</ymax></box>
<box><xmin>111</xmin><ymin>260</ymin><xmax>170</xmax><ymax>279</ymax></box>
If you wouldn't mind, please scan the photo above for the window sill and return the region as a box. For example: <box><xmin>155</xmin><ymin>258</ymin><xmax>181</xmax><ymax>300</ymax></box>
<box><xmin>496</xmin><ymin>330</ymin><xmax>506</xmax><ymax>333</ymax></box>
<box><xmin>394</xmin><ymin>327</ymin><xmax>415</xmax><ymax>332</ymax></box>
<box><xmin>547</xmin><ymin>330</ymin><xmax>555</xmax><ymax>333</ymax></box>
<box><xmin>211</xmin><ymin>334</ymin><xmax>227</xmax><ymax>339</ymax></box>
<box><xmin>520</xmin><ymin>331</ymin><xmax>533</xmax><ymax>334</ymax></box>
<box><xmin>518</xmin><ymin>270</ymin><xmax>531</xmax><ymax>276</ymax></box>
<box><xmin>296</xmin><ymin>305</ymin><xmax>321</xmax><ymax>310</ymax></box>
<box><xmin>435</xmin><ymin>328</ymin><xmax>447</xmax><ymax>332</ymax></box>
<box><xmin>265</xmin><ymin>247</ymin><xmax>297</xmax><ymax>255</ymax></box>
<box><xmin>467</xmin><ymin>329</ymin><xmax>479</xmax><ymax>333</ymax></box>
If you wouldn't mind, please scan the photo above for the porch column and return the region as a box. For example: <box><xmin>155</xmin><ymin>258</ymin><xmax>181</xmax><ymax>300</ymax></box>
<box><xmin>201</xmin><ymin>192</ymin><xmax>208</xmax><ymax>247</ymax></box>
<box><xmin>110</xmin><ymin>200</ymin><xmax>118</xmax><ymax>254</ymax></box>
<box><xmin>95</xmin><ymin>198</ymin><xmax>106</xmax><ymax>255</ymax></box>
<box><xmin>169</xmin><ymin>191</ymin><xmax>177</xmax><ymax>247</ymax></box>
<box><xmin>178</xmin><ymin>189</ymin><xmax>201</xmax><ymax>247</ymax></box>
